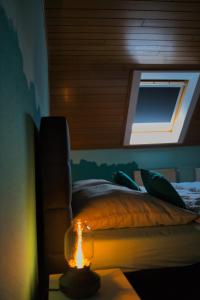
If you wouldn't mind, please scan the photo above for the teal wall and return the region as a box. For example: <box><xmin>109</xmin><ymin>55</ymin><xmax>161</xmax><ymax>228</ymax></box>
<box><xmin>0</xmin><ymin>1</ymin><xmax>49</xmax><ymax>300</ymax></box>
<box><xmin>71</xmin><ymin>146</ymin><xmax>200</xmax><ymax>182</ymax></box>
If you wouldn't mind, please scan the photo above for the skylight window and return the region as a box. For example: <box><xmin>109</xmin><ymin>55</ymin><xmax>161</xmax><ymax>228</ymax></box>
<box><xmin>135</xmin><ymin>82</ymin><xmax>183</xmax><ymax>123</ymax></box>
<box><xmin>124</xmin><ymin>71</ymin><xmax>200</xmax><ymax>146</ymax></box>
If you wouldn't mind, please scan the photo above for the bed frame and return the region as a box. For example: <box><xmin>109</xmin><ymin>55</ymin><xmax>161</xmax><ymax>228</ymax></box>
<box><xmin>39</xmin><ymin>116</ymin><xmax>72</xmax><ymax>276</ymax></box>
<box><xmin>38</xmin><ymin>116</ymin><xmax>200</xmax><ymax>299</ymax></box>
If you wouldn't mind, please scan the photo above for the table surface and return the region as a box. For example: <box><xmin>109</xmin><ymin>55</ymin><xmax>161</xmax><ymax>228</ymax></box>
<box><xmin>49</xmin><ymin>268</ymin><xmax>141</xmax><ymax>300</ymax></box>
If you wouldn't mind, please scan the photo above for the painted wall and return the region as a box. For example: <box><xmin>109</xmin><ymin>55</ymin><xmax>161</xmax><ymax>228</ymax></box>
<box><xmin>71</xmin><ymin>146</ymin><xmax>200</xmax><ymax>182</ymax></box>
<box><xmin>0</xmin><ymin>1</ymin><xmax>49</xmax><ymax>300</ymax></box>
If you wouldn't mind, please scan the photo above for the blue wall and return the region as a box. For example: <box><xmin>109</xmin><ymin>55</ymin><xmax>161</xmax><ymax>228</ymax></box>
<box><xmin>71</xmin><ymin>146</ymin><xmax>200</xmax><ymax>182</ymax></box>
<box><xmin>0</xmin><ymin>1</ymin><xmax>49</xmax><ymax>299</ymax></box>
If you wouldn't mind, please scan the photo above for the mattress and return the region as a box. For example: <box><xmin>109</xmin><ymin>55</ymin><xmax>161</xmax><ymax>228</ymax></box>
<box><xmin>91</xmin><ymin>223</ymin><xmax>200</xmax><ymax>272</ymax></box>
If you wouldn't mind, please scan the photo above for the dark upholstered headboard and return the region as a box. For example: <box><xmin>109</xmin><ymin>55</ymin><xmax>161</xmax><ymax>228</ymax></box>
<box><xmin>39</xmin><ymin>117</ymin><xmax>72</xmax><ymax>275</ymax></box>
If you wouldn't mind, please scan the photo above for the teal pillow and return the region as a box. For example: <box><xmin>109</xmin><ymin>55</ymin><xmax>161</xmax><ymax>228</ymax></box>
<box><xmin>141</xmin><ymin>169</ymin><xmax>186</xmax><ymax>209</ymax></box>
<box><xmin>113</xmin><ymin>171</ymin><xmax>141</xmax><ymax>191</ymax></box>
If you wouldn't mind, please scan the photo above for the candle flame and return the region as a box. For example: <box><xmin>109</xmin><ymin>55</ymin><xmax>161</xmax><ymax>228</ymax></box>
<box><xmin>68</xmin><ymin>220</ymin><xmax>90</xmax><ymax>269</ymax></box>
<box><xmin>75</xmin><ymin>220</ymin><xmax>84</xmax><ymax>269</ymax></box>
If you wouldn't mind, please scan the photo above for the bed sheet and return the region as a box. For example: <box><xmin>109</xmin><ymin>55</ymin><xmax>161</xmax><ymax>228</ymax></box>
<box><xmin>172</xmin><ymin>182</ymin><xmax>200</xmax><ymax>214</ymax></box>
<box><xmin>91</xmin><ymin>223</ymin><xmax>200</xmax><ymax>272</ymax></box>
<box><xmin>139</xmin><ymin>182</ymin><xmax>200</xmax><ymax>214</ymax></box>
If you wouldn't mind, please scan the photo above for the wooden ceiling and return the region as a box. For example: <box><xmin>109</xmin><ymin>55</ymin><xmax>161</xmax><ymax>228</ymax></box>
<box><xmin>45</xmin><ymin>0</ymin><xmax>200</xmax><ymax>149</ymax></box>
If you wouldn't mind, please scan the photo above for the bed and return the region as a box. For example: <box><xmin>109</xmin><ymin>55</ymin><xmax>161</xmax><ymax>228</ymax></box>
<box><xmin>39</xmin><ymin>117</ymin><xmax>200</xmax><ymax>283</ymax></box>
<box><xmin>72</xmin><ymin>178</ymin><xmax>200</xmax><ymax>272</ymax></box>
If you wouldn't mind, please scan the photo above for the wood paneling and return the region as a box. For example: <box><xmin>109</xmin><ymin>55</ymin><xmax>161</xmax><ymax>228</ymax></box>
<box><xmin>184</xmin><ymin>99</ymin><xmax>200</xmax><ymax>144</ymax></box>
<box><xmin>45</xmin><ymin>0</ymin><xmax>200</xmax><ymax>149</ymax></box>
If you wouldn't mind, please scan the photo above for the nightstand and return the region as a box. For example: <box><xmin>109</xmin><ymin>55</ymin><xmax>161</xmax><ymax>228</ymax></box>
<box><xmin>49</xmin><ymin>268</ymin><xmax>141</xmax><ymax>299</ymax></box>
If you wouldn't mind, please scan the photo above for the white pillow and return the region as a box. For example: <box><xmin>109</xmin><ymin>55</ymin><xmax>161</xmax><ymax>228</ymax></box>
<box><xmin>72</xmin><ymin>183</ymin><xmax>198</xmax><ymax>230</ymax></box>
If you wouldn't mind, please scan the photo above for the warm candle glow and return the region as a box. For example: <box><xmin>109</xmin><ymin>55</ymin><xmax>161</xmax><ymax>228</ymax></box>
<box><xmin>75</xmin><ymin>220</ymin><xmax>84</xmax><ymax>269</ymax></box>
<box><xmin>68</xmin><ymin>220</ymin><xmax>90</xmax><ymax>268</ymax></box>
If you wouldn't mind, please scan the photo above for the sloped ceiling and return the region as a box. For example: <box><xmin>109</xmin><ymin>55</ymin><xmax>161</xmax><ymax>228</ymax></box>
<box><xmin>45</xmin><ymin>0</ymin><xmax>200</xmax><ymax>149</ymax></box>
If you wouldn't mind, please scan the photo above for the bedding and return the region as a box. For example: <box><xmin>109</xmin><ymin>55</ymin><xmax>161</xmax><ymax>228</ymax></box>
<box><xmin>172</xmin><ymin>182</ymin><xmax>200</xmax><ymax>214</ymax></box>
<box><xmin>73</xmin><ymin>179</ymin><xmax>111</xmax><ymax>189</ymax></box>
<box><xmin>112</xmin><ymin>170</ymin><xmax>141</xmax><ymax>191</ymax></box>
<box><xmin>91</xmin><ymin>224</ymin><xmax>200</xmax><ymax>271</ymax></box>
<box><xmin>141</xmin><ymin>169</ymin><xmax>186</xmax><ymax>209</ymax></box>
<box><xmin>139</xmin><ymin>182</ymin><xmax>200</xmax><ymax>215</ymax></box>
<box><xmin>72</xmin><ymin>181</ymin><xmax>199</xmax><ymax>231</ymax></box>
<box><xmin>72</xmin><ymin>180</ymin><xmax>200</xmax><ymax>272</ymax></box>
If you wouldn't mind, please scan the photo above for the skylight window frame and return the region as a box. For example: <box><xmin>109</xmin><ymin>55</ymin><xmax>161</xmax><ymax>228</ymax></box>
<box><xmin>124</xmin><ymin>71</ymin><xmax>200</xmax><ymax>146</ymax></box>
<box><xmin>132</xmin><ymin>80</ymin><xmax>187</xmax><ymax>133</ymax></box>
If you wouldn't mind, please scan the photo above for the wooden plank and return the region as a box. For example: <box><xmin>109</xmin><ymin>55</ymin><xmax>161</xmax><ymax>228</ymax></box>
<box><xmin>192</xmin><ymin>101</ymin><xmax>200</xmax><ymax>119</ymax></box>
<box><xmin>71</xmin><ymin>133</ymin><xmax>123</xmax><ymax>139</ymax></box>
<box><xmin>144</xmin><ymin>19</ymin><xmax>200</xmax><ymax>27</ymax></box>
<box><xmin>48</xmin><ymin>52</ymin><xmax>199</xmax><ymax>64</ymax></box>
<box><xmin>68</xmin><ymin>129</ymin><xmax>124</xmax><ymax>138</ymax></box>
<box><xmin>51</xmin><ymin>108</ymin><xmax>124</xmax><ymax>116</ymax></box>
<box><xmin>69</xmin><ymin>131</ymin><xmax>123</xmax><ymax>139</ymax></box>
<box><xmin>46</xmin><ymin>9</ymin><xmax>200</xmax><ymax>21</ymax></box>
<box><xmin>70</xmin><ymin>134</ymin><xmax>124</xmax><ymax>142</ymax></box>
<box><xmin>50</xmin><ymin>114</ymin><xmax>124</xmax><ymax>123</ymax></box>
<box><xmin>49</xmin><ymin>70</ymin><xmax>130</xmax><ymax>79</ymax></box>
<box><xmin>71</xmin><ymin>141</ymin><xmax>122</xmax><ymax>150</ymax></box>
<box><xmin>51</xmin><ymin>100</ymin><xmax>126</xmax><ymax>108</ymax></box>
<box><xmin>50</xmin><ymin>86</ymin><xmax>128</xmax><ymax>95</ymax></box>
<box><xmin>49</xmin><ymin>52</ymin><xmax>200</xmax><ymax>59</ymax></box>
<box><xmin>65</xmin><ymin>123</ymin><xmax>124</xmax><ymax>130</ymax></box>
<box><xmin>49</xmin><ymin>50</ymin><xmax>200</xmax><ymax>57</ymax></box>
<box><xmin>50</xmin><ymin>94</ymin><xmax>127</xmax><ymax>102</ymax></box>
<box><xmin>185</xmin><ymin>120</ymin><xmax>200</xmax><ymax>144</ymax></box>
<box><xmin>47</xmin><ymin>39</ymin><xmax>200</xmax><ymax>47</ymax></box>
<box><xmin>66</xmin><ymin>120</ymin><xmax>125</xmax><ymax>126</ymax></box>
<box><xmin>49</xmin><ymin>44</ymin><xmax>200</xmax><ymax>52</ymax></box>
<box><xmin>47</xmin><ymin>25</ymin><xmax>200</xmax><ymax>35</ymax></box>
<box><xmin>49</xmin><ymin>64</ymin><xmax>200</xmax><ymax>74</ymax></box>
<box><xmin>50</xmin><ymin>79</ymin><xmax>128</xmax><ymax>87</ymax></box>
<box><xmin>51</xmin><ymin>104</ymin><xmax>125</xmax><ymax>112</ymax></box>
<box><xmin>46</xmin><ymin>18</ymin><xmax>200</xmax><ymax>29</ymax></box>
<box><xmin>46</xmin><ymin>0</ymin><xmax>200</xmax><ymax>12</ymax></box>
<box><xmin>51</xmin><ymin>98</ymin><xmax>126</xmax><ymax>104</ymax></box>
<box><xmin>47</xmin><ymin>32</ymin><xmax>200</xmax><ymax>41</ymax></box>
<box><xmin>71</xmin><ymin>133</ymin><xmax>123</xmax><ymax>141</ymax></box>
<box><xmin>49</xmin><ymin>64</ymin><xmax>132</xmax><ymax>71</ymax></box>
<box><xmin>49</xmin><ymin>56</ymin><xmax>200</xmax><ymax>64</ymax></box>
